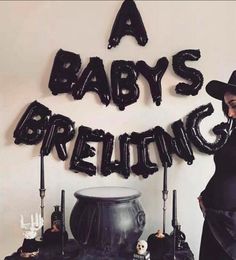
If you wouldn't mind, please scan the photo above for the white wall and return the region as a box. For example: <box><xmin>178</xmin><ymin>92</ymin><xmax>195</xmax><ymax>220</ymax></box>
<box><xmin>1</xmin><ymin>1</ymin><xmax>235</xmax><ymax>259</ymax></box>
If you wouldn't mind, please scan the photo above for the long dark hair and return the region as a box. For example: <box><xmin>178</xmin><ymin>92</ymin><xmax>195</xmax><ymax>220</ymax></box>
<box><xmin>222</xmin><ymin>89</ymin><xmax>236</xmax><ymax>118</ymax></box>
<box><xmin>222</xmin><ymin>101</ymin><xmax>229</xmax><ymax>118</ymax></box>
<box><xmin>221</xmin><ymin>91</ymin><xmax>236</xmax><ymax>136</ymax></box>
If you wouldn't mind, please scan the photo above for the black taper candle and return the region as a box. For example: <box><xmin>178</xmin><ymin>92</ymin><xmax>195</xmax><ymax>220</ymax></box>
<box><xmin>40</xmin><ymin>154</ymin><xmax>45</xmax><ymax>190</ymax></box>
<box><xmin>163</xmin><ymin>163</ymin><xmax>167</xmax><ymax>192</ymax></box>
<box><xmin>162</xmin><ymin>162</ymin><xmax>168</xmax><ymax>233</ymax></box>
<box><xmin>172</xmin><ymin>190</ymin><xmax>178</xmax><ymax>260</ymax></box>
<box><xmin>61</xmin><ymin>189</ymin><xmax>65</xmax><ymax>256</ymax></box>
<box><xmin>172</xmin><ymin>190</ymin><xmax>178</xmax><ymax>228</ymax></box>
<box><xmin>39</xmin><ymin>153</ymin><xmax>46</xmax><ymax>240</ymax></box>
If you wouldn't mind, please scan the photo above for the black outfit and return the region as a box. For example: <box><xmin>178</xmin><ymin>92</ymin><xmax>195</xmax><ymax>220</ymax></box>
<box><xmin>21</xmin><ymin>238</ymin><xmax>39</xmax><ymax>253</ymax></box>
<box><xmin>200</xmin><ymin>130</ymin><xmax>236</xmax><ymax>260</ymax></box>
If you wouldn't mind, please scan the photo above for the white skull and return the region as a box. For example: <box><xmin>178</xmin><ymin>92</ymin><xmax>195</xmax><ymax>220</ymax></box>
<box><xmin>136</xmin><ymin>240</ymin><xmax>148</xmax><ymax>255</ymax></box>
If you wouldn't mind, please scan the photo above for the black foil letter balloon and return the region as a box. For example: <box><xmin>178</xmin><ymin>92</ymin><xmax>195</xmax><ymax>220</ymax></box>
<box><xmin>136</xmin><ymin>57</ymin><xmax>169</xmax><ymax>106</ymax></box>
<box><xmin>131</xmin><ymin>130</ymin><xmax>158</xmax><ymax>178</ymax></box>
<box><xmin>118</xmin><ymin>133</ymin><xmax>131</xmax><ymax>178</ymax></box>
<box><xmin>153</xmin><ymin>126</ymin><xmax>173</xmax><ymax>168</ymax></box>
<box><xmin>101</xmin><ymin>132</ymin><xmax>131</xmax><ymax>178</ymax></box>
<box><xmin>70</xmin><ymin>126</ymin><xmax>105</xmax><ymax>176</ymax></box>
<box><xmin>172</xmin><ymin>49</ymin><xmax>204</xmax><ymax>96</ymax></box>
<box><xmin>108</xmin><ymin>0</ymin><xmax>148</xmax><ymax>49</ymax></box>
<box><xmin>111</xmin><ymin>60</ymin><xmax>139</xmax><ymax>110</ymax></box>
<box><xmin>171</xmin><ymin>120</ymin><xmax>195</xmax><ymax>165</ymax></box>
<box><xmin>40</xmin><ymin>114</ymin><xmax>75</xmax><ymax>160</ymax></box>
<box><xmin>49</xmin><ymin>49</ymin><xmax>81</xmax><ymax>95</ymax></box>
<box><xmin>186</xmin><ymin>103</ymin><xmax>231</xmax><ymax>154</ymax></box>
<box><xmin>13</xmin><ymin>101</ymin><xmax>51</xmax><ymax>145</ymax></box>
<box><xmin>100</xmin><ymin>132</ymin><xmax>119</xmax><ymax>177</ymax></box>
<box><xmin>72</xmin><ymin>57</ymin><xmax>111</xmax><ymax>106</ymax></box>
<box><xmin>153</xmin><ymin>124</ymin><xmax>195</xmax><ymax>167</ymax></box>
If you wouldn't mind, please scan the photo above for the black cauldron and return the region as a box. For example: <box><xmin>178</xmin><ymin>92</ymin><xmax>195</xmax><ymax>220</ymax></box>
<box><xmin>70</xmin><ymin>187</ymin><xmax>145</xmax><ymax>260</ymax></box>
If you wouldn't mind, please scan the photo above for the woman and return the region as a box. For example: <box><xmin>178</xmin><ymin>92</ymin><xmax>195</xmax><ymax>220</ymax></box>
<box><xmin>199</xmin><ymin>71</ymin><xmax>236</xmax><ymax>260</ymax></box>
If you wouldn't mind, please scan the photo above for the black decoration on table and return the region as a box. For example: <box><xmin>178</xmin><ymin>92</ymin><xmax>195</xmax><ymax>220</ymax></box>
<box><xmin>51</xmin><ymin>205</ymin><xmax>62</xmax><ymax>230</ymax></box>
<box><xmin>20</xmin><ymin>239</ymin><xmax>39</xmax><ymax>258</ymax></box>
<box><xmin>147</xmin><ymin>189</ymin><xmax>194</xmax><ymax>260</ymax></box>
<box><xmin>167</xmin><ymin>190</ymin><xmax>194</xmax><ymax>260</ymax></box>
<box><xmin>5</xmin><ymin>239</ymin><xmax>80</xmax><ymax>260</ymax></box>
<box><xmin>169</xmin><ymin>190</ymin><xmax>194</xmax><ymax>260</ymax></box>
<box><xmin>43</xmin><ymin>191</ymin><xmax>68</xmax><ymax>249</ymax></box>
<box><xmin>147</xmin><ymin>233</ymin><xmax>172</xmax><ymax>260</ymax></box>
<box><xmin>70</xmin><ymin>187</ymin><xmax>145</xmax><ymax>260</ymax></box>
<box><xmin>43</xmin><ymin>228</ymin><xmax>68</xmax><ymax>247</ymax></box>
<box><xmin>147</xmin><ymin>165</ymin><xmax>171</xmax><ymax>260</ymax></box>
<box><xmin>108</xmin><ymin>0</ymin><xmax>148</xmax><ymax>49</ymax></box>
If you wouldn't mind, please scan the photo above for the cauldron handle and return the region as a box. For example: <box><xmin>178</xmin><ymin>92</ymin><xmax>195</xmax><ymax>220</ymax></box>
<box><xmin>136</xmin><ymin>211</ymin><xmax>146</xmax><ymax>229</ymax></box>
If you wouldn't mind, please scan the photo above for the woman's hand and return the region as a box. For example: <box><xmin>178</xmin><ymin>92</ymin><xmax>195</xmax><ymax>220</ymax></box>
<box><xmin>198</xmin><ymin>196</ymin><xmax>206</xmax><ymax>218</ymax></box>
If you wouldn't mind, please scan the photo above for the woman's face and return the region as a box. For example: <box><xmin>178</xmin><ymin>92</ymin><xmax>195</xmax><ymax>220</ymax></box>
<box><xmin>224</xmin><ymin>91</ymin><xmax>236</xmax><ymax>118</ymax></box>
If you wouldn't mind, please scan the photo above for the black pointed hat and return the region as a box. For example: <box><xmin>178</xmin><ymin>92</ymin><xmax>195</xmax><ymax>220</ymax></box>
<box><xmin>206</xmin><ymin>70</ymin><xmax>236</xmax><ymax>100</ymax></box>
